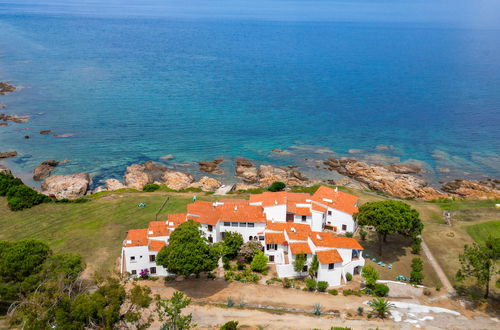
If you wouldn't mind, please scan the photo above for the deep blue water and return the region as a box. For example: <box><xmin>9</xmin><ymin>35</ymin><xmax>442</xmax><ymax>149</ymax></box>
<box><xmin>0</xmin><ymin>0</ymin><xmax>499</xmax><ymax>185</ymax></box>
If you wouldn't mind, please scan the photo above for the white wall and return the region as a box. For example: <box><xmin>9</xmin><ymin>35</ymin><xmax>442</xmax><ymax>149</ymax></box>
<box><xmin>326</xmin><ymin>208</ymin><xmax>355</xmax><ymax>233</ymax></box>
<box><xmin>216</xmin><ymin>222</ymin><xmax>266</xmax><ymax>243</ymax></box>
<box><xmin>122</xmin><ymin>246</ymin><xmax>170</xmax><ymax>277</ymax></box>
<box><xmin>311</xmin><ymin>210</ymin><xmax>325</xmax><ymax>232</ymax></box>
<box><xmin>317</xmin><ymin>262</ymin><xmax>343</xmax><ymax>286</ymax></box>
<box><xmin>262</xmin><ymin>204</ymin><xmax>286</xmax><ymax>222</ymax></box>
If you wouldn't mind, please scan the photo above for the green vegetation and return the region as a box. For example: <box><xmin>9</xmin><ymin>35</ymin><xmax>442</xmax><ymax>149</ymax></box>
<box><xmin>357</xmin><ymin>200</ymin><xmax>423</xmax><ymax>256</ymax></box>
<box><xmin>250</xmin><ymin>251</ymin><xmax>268</xmax><ymax>273</ymax></box>
<box><xmin>289</xmin><ymin>184</ymin><xmax>325</xmax><ymax>194</ymax></box>
<box><xmin>361</xmin><ymin>265</ymin><xmax>379</xmax><ymax>287</ymax></box>
<box><xmin>345</xmin><ymin>272</ymin><xmax>353</xmax><ymax>281</ymax></box>
<box><xmin>0</xmin><ymin>173</ymin><xmax>50</xmax><ymax>211</ymax></box>
<box><xmin>157</xmin><ymin>291</ymin><xmax>194</xmax><ymax>330</ymax></box>
<box><xmin>222</xmin><ymin>232</ymin><xmax>244</xmax><ymax>259</ymax></box>
<box><xmin>309</xmin><ymin>254</ymin><xmax>319</xmax><ymax>279</ymax></box>
<box><xmin>220</xmin><ymin>320</ymin><xmax>239</xmax><ymax>330</ymax></box>
<box><xmin>466</xmin><ymin>221</ymin><xmax>500</xmax><ymax>245</ymax></box>
<box><xmin>430</xmin><ymin>198</ymin><xmax>500</xmax><ymax>211</ymax></box>
<box><xmin>305</xmin><ymin>279</ymin><xmax>317</xmax><ymax>291</ymax></box>
<box><xmin>293</xmin><ymin>253</ymin><xmax>307</xmax><ymax>272</ymax></box>
<box><xmin>317</xmin><ymin>281</ymin><xmax>328</xmax><ymax>292</ymax></box>
<box><xmin>268</xmin><ymin>181</ymin><xmax>286</xmax><ymax>192</ymax></box>
<box><xmin>372</xmin><ymin>283</ymin><xmax>390</xmax><ymax>297</ymax></box>
<box><xmin>238</xmin><ymin>241</ymin><xmax>264</xmax><ymax>262</ymax></box>
<box><xmin>410</xmin><ymin>258</ymin><xmax>424</xmax><ymax>285</ymax></box>
<box><xmin>156</xmin><ymin>220</ymin><xmax>218</xmax><ymax>276</ymax></box>
<box><xmin>367</xmin><ymin>298</ymin><xmax>394</xmax><ymax>318</ymax></box>
<box><xmin>328</xmin><ymin>289</ymin><xmax>338</xmax><ymax>295</ymax></box>
<box><xmin>143</xmin><ymin>183</ymin><xmax>160</xmax><ymax>192</ymax></box>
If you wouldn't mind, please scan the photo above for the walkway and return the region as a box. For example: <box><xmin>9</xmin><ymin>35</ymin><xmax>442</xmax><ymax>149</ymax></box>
<box><xmin>214</xmin><ymin>184</ymin><xmax>234</xmax><ymax>195</ymax></box>
<box><xmin>421</xmin><ymin>239</ymin><xmax>455</xmax><ymax>294</ymax></box>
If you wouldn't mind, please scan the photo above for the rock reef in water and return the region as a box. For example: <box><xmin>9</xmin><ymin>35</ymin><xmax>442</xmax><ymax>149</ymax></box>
<box><xmin>41</xmin><ymin>173</ymin><xmax>91</xmax><ymax>200</ymax></box>
<box><xmin>0</xmin><ymin>113</ymin><xmax>30</xmax><ymax>123</ymax></box>
<box><xmin>33</xmin><ymin>160</ymin><xmax>60</xmax><ymax>181</ymax></box>
<box><xmin>0</xmin><ymin>151</ymin><xmax>17</xmax><ymax>159</ymax></box>
<box><xmin>234</xmin><ymin>158</ymin><xmax>309</xmax><ymax>187</ymax></box>
<box><xmin>124</xmin><ymin>161</ymin><xmax>195</xmax><ymax>190</ymax></box>
<box><xmin>0</xmin><ymin>82</ymin><xmax>16</xmax><ymax>95</ymax></box>
<box><xmin>198</xmin><ymin>158</ymin><xmax>224</xmax><ymax>175</ymax></box>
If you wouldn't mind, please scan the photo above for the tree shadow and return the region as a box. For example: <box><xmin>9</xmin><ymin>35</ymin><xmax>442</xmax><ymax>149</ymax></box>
<box><xmin>360</xmin><ymin>231</ymin><xmax>413</xmax><ymax>264</ymax></box>
<box><xmin>166</xmin><ymin>276</ymin><xmax>230</xmax><ymax>299</ymax></box>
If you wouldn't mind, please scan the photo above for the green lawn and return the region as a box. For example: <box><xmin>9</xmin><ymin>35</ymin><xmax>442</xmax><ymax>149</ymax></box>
<box><xmin>465</xmin><ymin>221</ymin><xmax>500</xmax><ymax>245</ymax></box>
<box><xmin>430</xmin><ymin>198</ymin><xmax>500</xmax><ymax>211</ymax></box>
<box><xmin>0</xmin><ymin>191</ymin><xmax>210</xmax><ymax>274</ymax></box>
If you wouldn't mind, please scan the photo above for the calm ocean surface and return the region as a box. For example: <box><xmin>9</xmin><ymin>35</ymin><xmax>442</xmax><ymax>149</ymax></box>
<box><xmin>0</xmin><ymin>0</ymin><xmax>499</xmax><ymax>185</ymax></box>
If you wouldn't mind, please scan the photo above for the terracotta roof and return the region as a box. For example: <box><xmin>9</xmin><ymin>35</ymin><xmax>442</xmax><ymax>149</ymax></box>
<box><xmin>289</xmin><ymin>242</ymin><xmax>312</xmax><ymax>255</ymax></box>
<box><xmin>317</xmin><ymin>249</ymin><xmax>343</xmax><ymax>264</ymax></box>
<box><xmin>249</xmin><ymin>192</ymin><xmax>309</xmax><ymax>207</ymax></box>
<box><xmin>124</xmin><ymin>229</ymin><xmax>148</xmax><ymax>247</ymax></box>
<box><xmin>148</xmin><ymin>240</ymin><xmax>166</xmax><ymax>252</ymax></box>
<box><xmin>310</xmin><ymin>233</ymin><xmax>364</xmax><ymax>250</ymax></box>
<box><xmin>265</xmin><ymin>232</ymin><xmax>286</xmax><ymax>244</ymax></box>
<box><xmin>147</xmin><ymin>221</ymin><xmax>169</xmax><ymax>237</ymax></box>
<box><xmin>286</xmin><ymin>229</ymin><xmax>309</xmax><ymax>241</ymax></box>
<box><xmin>266</xmin><ymin>221</ymin><xmax>312</xmax><ymax>233</ymax></box>
<box><xmin>311</xmin><ymin>203</ymin><xmax>327</xmax><ymax>213</ymax></box>
<box><xmin>312</xmin><ymin>186</ymin><xmax>358</xmax><ymax>215</ymax></box>
<box><xmin>220</xmin><ymin>198</ymin><xmax>249</xmax><ymax>204</ymax></box>
<box><xmin>287</xmin><ymin>203</ymin><xmax>312</xmax><ymax>216</ymax></box>
<box><xmin>168</xmin><ymin>213</ymin><xmax>187</xmax><ymax>225</ymax></box>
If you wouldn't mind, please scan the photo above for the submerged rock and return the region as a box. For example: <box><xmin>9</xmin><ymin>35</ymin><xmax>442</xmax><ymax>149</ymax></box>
<box><xmin>0</xmin><ymin>151</ymin><xmax>17</xmax><ymax>159</ymax></box>
<box><xmin>385</xmin><ymin>163</ymin><xmax>422</xmax><ymax>174</ymax></box>
<box><xmin>0</xmin><ymin>113</ymin><xmax>30</xmax><ymax>123</ymax></box>
<box><xmin>271</xmin><ymin>148</ymin><xmax>292</xmax><ymax>155</ymax></box>
<box><xmin>53</xmin><ymin>133</ymin><xmax>74</xmax><ymax>138</ymax></box>
<box><xmin>0</xmin><ymin>82</ymin><xmax>16</xmax><ymax>95</ymax></box>
<box><xmin>33</xmin><ymin>160</ymin><xmax>60</xmax><ymax>181</ymax></box>
<box><xmin>235</xmin><ymin>159</ymin><xmax>259</xmax><ymax>184</ymax></box>
<box><xmin>41</xmin><ymin>173</ymin><xmax>91</xmax><ymax>200</ymax></box>
<box><xmin>160</xmin><ymin>154</ymin><xmax>175</xmax><ymax>160</ymax></box>
<box><xmin>40</xmin><ymin>130</ymin><xmax>52</xmax><ymax>135</ymax></box>
<box><xmin>199</xmin><ymin>158</ymin><xmax>224</xmax><ymax>175</ymax></box>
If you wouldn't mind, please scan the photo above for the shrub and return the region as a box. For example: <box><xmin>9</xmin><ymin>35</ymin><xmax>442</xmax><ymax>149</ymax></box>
<box><xmin>220</xmin><ymin>320</ymin><xmax>239</xmax><ymax>330</ymax></box>
<box><xmin>143</xmin><ymin>183</ymin><xmax>160</xmax><ymax>192</ymax></box>
<box><xmin>359</xmin><ymin>229</ymin><xmax>367</xmax><ymax>241</ymax></box>
<box><xmin>436</xmin><ymin>284</ymin><xmax>442</xmax><ymax>291</ymax></box>
<box><xmin>411</xmin><ymin>237</ymin><xmax>422</xmax><ymax>254</ymax></box>
<box><xmin>410</xmin><ymin>258</ymin><xmax>424</xmax><ymax>285</ymax></box>
<box><xmin>250</xmin><ymin>251</ymin><xmax>268</xmax><ymax>273</ymax></box>
<box><xmin>0</xmin><ymin>173</ymin><xmax>23</xmax><ymax>196</ymax></box>
<box><xmin>268</xmin><ymin>181</ymin><xmax>286</xmax><ymax>192</ymax></box>
<box><xmin>306</xmin><ymin>279</ymin><xmax>317</xmax><ymax>291</ymax></box>
<box><xmin>367</xmin><ymin>313</ymin><xmax>372</xmax><ymax>319</ymax></box>
<box><xmin>373</xmin><ymin>283</ymin><xmax>390</xmax><ymax>297</ymax></box>
<box><xmin>317</xmin><ymin>281</ymin><xmax>328</xmax><ymax>292</ymax></box>
<box><xmin>282</xmin><ymin>278</ymin><xmax>292</xmax><ymax>288</ymax></box>
<box><xmin>313</xmin><ymin>303</ymin><xmax>321</xmax><ymax>316</ymax></box>
<box><xmin>328</xmin><ymin>289</ymin><xmax>338</xmax><ymax>295</ymax></box>
<box><xmin>139</xmin><ymin>268</ymin><xmax>149</xmax><ymax>279</ymax></box>
<box><xmin>362</xmin><ymin>265</ymin><xmax>379</xmax><ymax>287</ymax></box>
<box><xmin>227</xmin><ymin>297</ymin><xmax>234</xmax><ymax>307</ymax></box>
<box><xmin>6</xmin><ymin>184</ymin><xmax>51</xmax><ymax>211</ymax></box>
<box><xmin>344</xmin><ymin>232</ymin><xmax>354</xmax><ymax>238</ymax></box>
<box><xmin>236</xmin><ymin>260</ymin><xmax>246</xmax><ymax>271</ymax></box>
<box><xmin>345</xmin><ymin>272</ymin><xmax>353</xmax><ymax>281</ymax></box>
<box><xmin>238</xmin><ymin>301</ymin><xmax>246</xmax><ymax>308</ymax></box>
<box><xmin>410</xmin><ymin>271</ymin><xmax>424</xmax><ymax>285</ymax></box>
<box><xmin>222</xmin><ymin>256</ymin><xmax>231</xmax><ymax>270</ymax></box>
<box><xmin>222</xmin><ymin>232</ymin><xmax>244</xmax><ymax>259</ymax></box>
<box><xmin>423</xmin><ymin>288</ymin><xmax>431</xmax><ymax>296</ymax></box>
<box><xmin>239</xmin><ymin>241</ymin><xmax>263</xmax><ymax>262</ymax></box>
<box><xmin>357</xmin><ymin>307</ymin><xmax>364</xmax><ymax>316</ymax></box>
<box><xmin>207</xmin><ymin>272</ymin><xmax>216</xmax><ymax>279</ymax></box>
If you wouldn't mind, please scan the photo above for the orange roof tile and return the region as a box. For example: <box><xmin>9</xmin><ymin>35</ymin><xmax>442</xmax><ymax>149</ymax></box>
<box><xmin>317</xmin><ymin>249</ymin><xmax>343</xmax><ymax>264</ymax></box>
<box><xmin>148</xmin><ymin>221</ymin><xmax>169</xmax><ymax>237</ymax></box>
<box><xmin>217</xmin><ymin>204</ymin><xmax>266</xmax><ymax>223</ymax></box>
<box><xmin>265</xmin><ymin>232</ymin><xmax>286</xmax><ymax>244</ymax></box>
<box><xmin>220</xmin><ymin>198</ymin><xmax>249</xmax><ymax>204</ymax></box>
<box><xmin>168</xmin><ymin>213</ymin><xmax>187</xmax><ymax>225</ymax></box>
<box><xmin>148</xmin><ymin>240</ymin><xmax>166</xmax><ymax>252</ymax></box>
<box><xmin>310</xmin><ymin>233</ymin><xmax>364</xmax><ymax>250</ymax></box>
<box><xmin>249</xmin><ymin>192</ymin><xmax>310</xmax><ymax>207</ymax></box>
<box><xmin>266</xmin><ymin>221</ymin><xmax>312</xmax><ymax>233</ymax></box>
<box><xmin>286</xmin><ymin>229</ymin><xmax>309</xmax><ymax>241</ymax></box>
<box><xmin>289</xmin><ymin>242</ymin><xmax>312</xmax><ymax>254</ymax></box>
<box><xmin>311</xmin><ymin>203</ymin><xmax>327</xmax><ymax>213</ymax></box>
<box><xmin>312</xmin><ymin>186</ymin><xmax>358</xmax><ymax>215</ymax></box>
<box><xmin>124</xmin><ymin>228</ymin><xmax>148</xmax><ymax>247</ymax></box>
<box><xmin>287</xmin><ymin>203</ymin><xmax>312</xmax><ymax>216</ymax></box>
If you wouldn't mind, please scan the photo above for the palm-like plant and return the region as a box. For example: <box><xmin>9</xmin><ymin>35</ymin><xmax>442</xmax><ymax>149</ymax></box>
<box><xmin>367</xmin><ymin>298</ymin><xmax>394</xmax><ymax>318</ymax></box>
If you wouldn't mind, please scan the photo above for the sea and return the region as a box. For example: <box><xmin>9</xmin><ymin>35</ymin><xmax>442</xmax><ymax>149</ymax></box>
<box><xmin>0</xmin><ymin>0</ymin><xmax>499</xmax><ymax>187</ymax></box>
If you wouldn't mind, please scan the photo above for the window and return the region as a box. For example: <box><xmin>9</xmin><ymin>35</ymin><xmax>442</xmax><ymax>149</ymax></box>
<box><xmin>328</xmin><ymin>263</ymin><xmax>334</xmax><ymax>270</ymax></box>
<box><xmin>259</xmin><ymin>235</ymin><xmax>265</xmax><ymax>241</ymax></box>
<box><xmin>208</xmin><ymin>225</ymin><xmax>213</xmax><ymax>232</ymax></box>
<box><xmin>266</xmin><ymin>244</ymin><xmax>277</xmax><ymax>251</ymax></box>
<box><xmin>342</xmin><ymin>224</ymin><xmax>347</xmax><ymax>231</ymax></box>
<box><xmin>208</xmin><ymin>236</ymin><xmax>213</xmax><ymax>243</ymax></box>
<box><xmin>301</xmin><ymin>215</ymin><xmax>307</xmax><ymax>222</ymax></box>
<box><xmin>239</xmin><ymin>222</ymin><xmax>247</xmax><ymax>227</ymax></box>
<box><xmin>149</xmin><ymin>255</ymin><xmax>156</xmax><ymax>262</ymax></box>
<box><xmin>150</xmin><ymin>267</ymin><xmax>157</xmax><ymax>274</ymax></box>
<box><xmin>328</xmin><ymin>211</ymin><xmax>332</xmax><ymax>216</ymax></box>
<box><xmin>303</xmin><ymin>265</ymin><xmax>308</xmax><ymax>272</ymax></box>
<box><xmin>231</xmin><ymin>222</ymin><xmax>238</xmax><ymax>227</ymax></box>
<box><xmin>224</xmin><ymin>222</ymin><xmax>230</xmax><ymax>227</ymax></box>
<box><xmin>247</xmin><ymin>223</ymin><xmax>255</xmax><ymax>228</ymax></box>
<box><xmin>131</xmin><ymin>270</ymin><xmax>137</xmax><ymax>275</ymax></box>
<box><xmin>269</xmin><ymin>255</ymin><xmax>275</xmax><ymax>262</ymax></box>
<box><xmin>130</xmin><ymin>256</ymin><xmax>136</xmax><ymax>262</ymax></box>
<box><xmin>249</xmin><ymin>236</ymin><xmax>253</xmax><ymax>241</ymax></box>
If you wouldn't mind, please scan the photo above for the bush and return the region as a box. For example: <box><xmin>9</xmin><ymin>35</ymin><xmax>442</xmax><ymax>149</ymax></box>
<box><xmin>6</xmin><ymin>184</ymin><xmax>51</xmax><ymax>211</ymax></box>
<box><xmin>0</xmin><ymin>173</ymin><xmax>23</xmax><ymax>196</ymax></box>
<box><xmin>227</xmin><ymin>297</ymin><xmax>235</xmax><ymax>307</ymax></box>
<box><xmin>239</xmin><ymin>241</ymin><xmax>263</xmax><ymax>262</ymax></box>
<box><xmin>436</xmin><ymin>284</ymin><xmax>442</xmax><ymax>291</ymax></box>
<box><xmin>328</xmin><ymin>289</ymin><xmax>338</xmax><ymax>295</ymax></box>
<box><xmin>250</xmin><ymin>251</ymin><xmax>268</xmax><ymax>273</ymax></box>
<box><xmin>362</xmin><ymin>265</ymin><xmax>379</xmax><ymax>287</ymax></box>
<box><xmin>142</xmin><ymin>183</ymin><xmax>160</xmax><ymax>192</ymax></box>
<box><xmin>373</xmin><ymin>283</ymin><xmax>390</xmax><ymax>297</ymax></box>
<box><xmin>357</xmin><ymin>307</ymin><xmax>364</xmax><ymax>316</ymax></box>
<box><xmin>345</xmin><ymin>272</ymin><xmax>353</xmax><ymax>281</ymax></box>
<box><xmin>223</xmin><ymin>232</ymin><xmax>244</xmax><ymax>259</ymax></box>
<box><xmin>411</xmin><ymin>237</ymin><xmax>422</xmax><ymax>254</ymax></box>
<box><xmin>282</xmin><ymin>278</ymin><xmax>292</xmax><ymax>288</ymax></box>
<box><xmin>410</xmin><ymin>258</ymin><xmax>424</xmax><ymax>285</ymax></box>
<box><xmin>344</xmin><ymin>232</ymin><xmax>353</xmax><ymax>238</ymax></box>
<box><xmin>313</xmin><ymin>303</ymin><xmax>321</xmax><ymax>316</ymax></box>
<box><xmin>423</xmin><ymin>288</ymin><xmax>432</xmax><ymax>296</ymax></box>
<box><xmin>317</xmin><ymin>281</ymin><xmax>328</xmax><ymax>292</ymax></box>
<box><xmin>306</xmin><ymin>279</ymin><xmax>317</xmax><ymax>291</ymax></box>
<box><xmin>222</xmin><ymin>256</ymin><xmax>231</xmax><ymax>270</ymax></box>
<box><xmin>236</xmin><ymin>260</ymin><xmax>246</xmax><ymax>271</ymax></box>
<box><xmin>220</xmin><ymin>320</ymin><xmax>239</xmax><ymax>330</ymax></box>
<box><xmin>268</xmin><ymin>181</ymin><xmax>286</xmax><ymax>192</ymax></box>
<box><xmin>359</xmin><ymin>229</ymin><xmax>367</xmax><ymax>241</ymax></box>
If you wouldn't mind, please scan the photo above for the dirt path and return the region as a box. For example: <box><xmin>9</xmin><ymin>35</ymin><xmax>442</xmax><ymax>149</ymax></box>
<box><xmin>421</xmin><ymin>239</ymin><xmax>455</xmax><ymax>293</ymax></box>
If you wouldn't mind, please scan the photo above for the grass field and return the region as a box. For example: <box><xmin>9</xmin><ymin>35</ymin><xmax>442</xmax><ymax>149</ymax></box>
<box><xmin>466</xmin><ymin>221</ymin><xmax>500</xmax><ymax>244</ymax></box>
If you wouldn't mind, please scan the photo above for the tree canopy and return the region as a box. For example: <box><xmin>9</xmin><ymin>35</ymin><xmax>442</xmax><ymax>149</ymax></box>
<box><xmin>222</xmin><ymin>232</ymin><xmax>244</xmax><ymax>259</ymax></box>
<box><xmin>356</xmin><ymin>200</ymin><xmax>423</xmax><ymax>256</ymax></box>
<box><xmin>156</xmin><ymin>220</ymin><xmax>218</xmax><ymax>276</ymax></box>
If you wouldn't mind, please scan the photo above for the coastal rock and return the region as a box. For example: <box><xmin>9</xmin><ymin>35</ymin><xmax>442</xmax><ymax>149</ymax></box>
<box><xmin>41</xmin><ymin>173</ymin><xmax>91</xmax><ymax>200</ymax></box>
<box><xmin>33</xmin><ymin>160</ymin><xmax>60</xmax><ymax>181</ymax></box>
<box><xmin>375</xmin><ymin>144</ymin><xmax>395</xmax><ymax>151</ymax></box>
<box><xmin>234</xmin><ymin>183</ymin><xmax>259</xmax><ymax>191</ymax></box>
<box><xmin>0</xmin><ymin>82</ymin><xmax>16</xmax><ymax>95</ymax></box>
<box><xmin>442</xmin><ymin>179</ymin><xmax>500</xmax><ymax>199</ymax></box>
<box><xmin>385</xmin><ymin>163</ymin><xmax>422</xmax><ymax>174</ymax></box>
<box><xmin>323</xmin><ymin>157</ymin><xmax>447</xmax><ymax>201</ymax></box>
<box><xmin>40</xmin><ymin>130</ymin><xmax>52</xmax><ymax>135</ymax></box>
<box><xmin>271</xmin><ymin>148</ymin><xmax>292</xmax><ymax>155</ymax></box>
<box><xmin>0</xmin><ymin>104</ymin><xmax>6</xmax><ymax>109</ymax></box>
<box><xmin>124</xmin><ymin>163</ymin><xmax>152</xmax><ymax>190</ymax></box>
<box><xmin>161</xmin><ymin>171</ymin><xmax>194</xmax><ymax>190</ymax></box>
<box><xmin>160</xmin><ymin>154</ymin><xmax>174</xmax><ymax>160</ymax></box>
<box><xmin>0</xmin><ymin>151</ymin><xmax>17</xmax><ymax>159</ymax></box>
<box><xmin>0</xmin><ymin>113</ymin><xmax>30</xmax><ymax>123</ymax></box>
<box><xmin>199</xmin><ymin>158</ymin><xmax>224</xmax><ymax>175</ymax></box>
<box><xmin>258</xmin><ymin>165</ymin><xmax>309</xmax><ymax>187</ymax></box>
<box><xmin>0</xmin><ymin>164</ymin><xmax>11</xmax><ymax>175</ymax></box>
<box><xmin>105</xmin><ymin>179</ymin><xmax>126</xmax><ymax>191</ymax></box>
<box><xmin>0</xmin><ymin>123</ymin><xmax>8</xmax><ymax>127</ymax></box>
<box><xmin>190</xmin><ymin>176</ymin><xmax>222</xmax><ymax>192</ymax></box>
<box><xmin>53</xmin><ymin>133</ymin><xmax>74</xmax><ymax>138</ymax></box>
<box><xmin>235</xmin><ymin>159</ymin><xmax>259</xmax><ymax>184</ymax></box>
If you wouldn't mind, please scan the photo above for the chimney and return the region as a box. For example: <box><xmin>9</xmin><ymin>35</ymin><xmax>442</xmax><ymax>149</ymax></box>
<box><xmin>335</xmin><ymin>187</ymin><xmax>338</xmax><ymax>192</ymax></box>
<box><xmin>234</xmin><ymin>205</ymin><xmax>238</xmax><ymax>211</ymax></box>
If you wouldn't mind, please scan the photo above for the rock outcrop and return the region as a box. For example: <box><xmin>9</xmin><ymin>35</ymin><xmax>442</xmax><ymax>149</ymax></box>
<box><xmin>41</xmin><ymin>173</ymin><xmax>91</xmax><ymax>199</ymax></box>
<box><xmin>384</xmin><ymin>163</ymin><xmax>422</xmax><ymax>174</ymax></box>
<box><xmin>190</xmin><ymin>176</ymin><xmax>222</xmax><ymax>192</ymax></box>
<box><xmin>0</xmin><ymin>164</ymin><xmax>11</xmax><ymax>175</ymax></box>
<box><xmin>33</xmin><ymin>160</ymin><xmax>60</xmax><ymax>181</ymax></box>
<box><xmin>235</xmin><ymin>159</ymin><xmax>259</xmax><ymax>184</ymax></box>
<box><xmin>105</xmin><ymin>179</ymin><xmax>126</xmax><ymax>191</ymax></box>
<box><xmin>234</xmin><ymin>183</ymin><xmax>259</xmax><ymax>191</ymax></box>
<box><xmin>124</xmin><ymin>161</ymin><xmax>194</xmax><ymax>190</ymax></box>
<box><xmin>323</xmin><ymin>157</ymin><xmax>447</xmax><ymax>200</ymax></box>
<box><xmin>0</xmin><ymin>82</ymin><xmax>16</xmax><ymax>95</ymax></box>
<box><xmin>442</xmin><ymin>179</ymin><xmax>500</xmax><ymax>199</ymax></box>
<box><xmin>0</xmin><ymin>151</ymin><xmax>17</xmax><ymax>159</ymax></box>
<box><xmin>0</xmin><ymin>113</ymin><xmax>29</xmax><ymax>123</ymax></box>
<box><xmin>162</xmin><ymin>171</ymin><xmax>194</xmax><ymax>190</ymax></box>
<box><xmin>40</xmin><ymin>130</ymin><xmax>52</xmax><ymax>135</ymax></box>
<box><xmin>199</xmin><ymin>159</ymin><xmax>224</xmax><ymax>175</ymax></box>
<box><xmin>258</xmin><ymin>165</ymin><xmax>308</xmax><ymax>187</ymax></box>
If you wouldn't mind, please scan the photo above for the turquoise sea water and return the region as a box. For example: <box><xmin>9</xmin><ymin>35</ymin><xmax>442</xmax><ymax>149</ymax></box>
<box><xmin>0</xmin><ymin>0</ymin><xmax>499</xmax><ymax>186</ymax></box>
